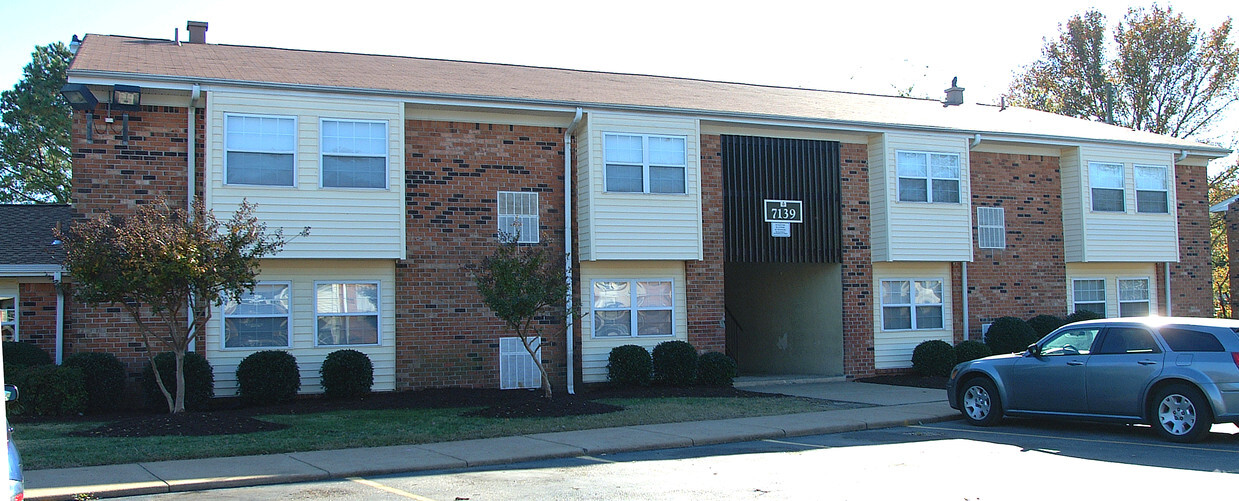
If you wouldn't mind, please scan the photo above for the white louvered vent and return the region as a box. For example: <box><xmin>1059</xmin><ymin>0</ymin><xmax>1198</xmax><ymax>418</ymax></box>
<box><xmin>977</xmin><ymin>207</ymin><xmax>1006</xmax><ymax>249</ymax></box>
<box><xmin>499</xmin><ymin>336</ymin><xmax>541</xmax><ymax>390</ymax></box>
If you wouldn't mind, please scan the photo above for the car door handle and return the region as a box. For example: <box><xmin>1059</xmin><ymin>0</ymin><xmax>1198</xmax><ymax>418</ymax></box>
<box><xmin>1138</xmin><ymin>360</ymin><xmax>1159</xmax><ymax>366</ymax></box>
<box><xmin>1067</xmin><ymin>361</ymin><xmax>1084</xmax><ymax>366</ymax></box>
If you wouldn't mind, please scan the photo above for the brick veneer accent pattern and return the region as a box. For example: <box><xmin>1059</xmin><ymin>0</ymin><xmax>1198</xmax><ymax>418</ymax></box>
<box><xmin>839</xmin><ymin>143</ymin><xmax>874</xmax><ymax>377</ymax></box>
<box><xmin>687</xmin><ymin>136</ymin><xmax>725</xmax><ymax>354</ymax></box>
<box><xmin>1171</xmin><ymin>163</ymin><xmax>1212</xmax><ymax>316</ymax></box>
<box><xmin>398</xmin><ymin>120</ymin><xmax>566</xmax><ymax>389</ymax></box>
<box><xmin>953</xmin><ymin>153</ymin><xmax>1067</xmax><ymax>340</ymax></box>
<box><xmin>17</xmin><ymin>283</ymin><xmax>58</xmax><ymax>356</ymax></box>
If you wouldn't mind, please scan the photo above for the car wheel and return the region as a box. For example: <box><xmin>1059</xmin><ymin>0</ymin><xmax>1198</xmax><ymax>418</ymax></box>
<box><xmin>1150</xmin><ymin>384</ymin><xmax>1212</xmax><ymax>443</ymax></box>
<box><xmin>959</xmin><ymin>377</ymin><xmax>1002</xmax><ymax>426</ymax></box>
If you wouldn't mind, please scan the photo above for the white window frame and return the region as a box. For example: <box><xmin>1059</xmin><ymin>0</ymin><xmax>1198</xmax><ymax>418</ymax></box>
<box><xmin>977</xmin><ymin>206</ymin><xmax>1006</xmax><ymax>249</ymax></box>
<box><xmin>590</xmin><ymin>278</ymin><xmax>676</xmax><ymax>338</ymax></box>
<box><xmin>879</xmin><ymin>279</ymin><xmax>945</xmax><ymax>331</ymax></box>
<box><xmin>1</xmin><ymin>296</ymin><xmax>17</xmax><ymax>342</ymax></box>
<box><xmin>1088</xmin><ymin>161</ymin><xmax>1126</xmax><ymax>212</ymax></box>
<box><xmin>1118</xmin><ymin>277</ymin><xmax>1152</xmax><ymax>317</ymax></box>
<box><xmin>895</xmin><ymin>150</ymin><xmax>961</xmax><ymax>203</ymax></box>
<box><xmin>1134</xmin><ymin>164</ymin><xmax>1169</xmax><ymax>214</ymax></box>
<box><xmin>319</xmin><ymin>118</ymin><xmax>389</xmax><ymax>190</ymax></box>
<box><xmin>602</xmin><ymin>133</ymin><xmax>688</xmax><ymax>194</ymax></box>
<box><xmin>497</xmin><ymin>191</ymin><xmax>539</xmax><ymax>244</ymax></box>
<box><xmin>1071</xmin><ymin>278</ymin><xmax>1107</xmax><ymax>316</ymax></box>
<box><xmin>223</xmin><ymin>113</ymin><xmax>298</xmax><ymax>187</ymax></box>
<box><xmin>313</xmin><ymin>281</ymin><xmax>382</xmax><ymax>347</ymax></box>
<box><xmin>222</xmin><ymin>281</ymin><xmax>292</xmax><ymax>350</ymax></box>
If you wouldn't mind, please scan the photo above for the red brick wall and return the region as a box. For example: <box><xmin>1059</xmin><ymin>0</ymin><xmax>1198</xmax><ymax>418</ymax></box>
<box><xmin>839</xmin><ymin>143</ymin><xmax>874</xmax><ymax>377</ymax></box>
<box><xmin>1169</xmin><ymin>163</ymin><xmax>1212</xmax><ymax>316</ymax></box>
<box><xmin>17</xmin><ymin>283</ymin><xmax>58</xmax><ymax>357</ymax></box>
<box><xmin>687</xmin><ymin>136</ymin><xmax>725</xmax><ymax>354</ymax></box>
<box><xmin>955</xmin><ymin>153</ymin><xmax>1067</xmax><ymax>339</ymax></box>
<box><xmin>398</xmin><ymin>120</ymin><xmax>567</xmax><ymax>389</ymax></box>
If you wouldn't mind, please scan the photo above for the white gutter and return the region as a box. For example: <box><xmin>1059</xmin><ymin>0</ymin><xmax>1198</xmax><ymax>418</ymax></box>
<box><xmin>54</xmin><ymin>271</ymin><xmax>64</xmax><ymax>364</ymax></box>
<box><xmin>961</xmin><ymin>262</ymin><xmax>969</xmax><ymax>340</ymax></box>
<box><xmin>187</xmin><ymin>84</ymin><xmax>200</xmax><ymax>352</ymax></box>
<box><xmin>563</xmin><ymin>107</ymin><xmax>583</xmax><ymax>395</ymax></box>
<box><xmin>970</xmin><ymin>134</ymin><xmax>982</xmax><ymax>149</ymax></box>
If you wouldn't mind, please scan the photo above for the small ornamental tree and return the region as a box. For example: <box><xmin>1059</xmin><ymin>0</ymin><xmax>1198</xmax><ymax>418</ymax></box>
<box><xmin>469</xmin><ymin>231</ymin><xmax>570</xmax><ymax>399</ymax></box>
<box><xmin>58</xmin><ymin>198</ymin><xmax>305</xmax><ymax>414</ymax></box>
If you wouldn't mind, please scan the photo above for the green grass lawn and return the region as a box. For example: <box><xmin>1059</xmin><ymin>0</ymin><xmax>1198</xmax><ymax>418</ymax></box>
<box><xmin>14</xmin><ymin>396</ymin><xmax>856</xmax><ymax>470</ymax></box>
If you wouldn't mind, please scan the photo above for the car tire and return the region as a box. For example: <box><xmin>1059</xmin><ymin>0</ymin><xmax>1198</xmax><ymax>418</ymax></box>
<box><xmin>1150</xmin><ymin>384</ymin><xmax>1212</xmax><ymax>443</ymax></box>
<box><xmin>959</xmin><ymin>377</ymin><xmax>1002</xmax><ymax>426</ymax></box>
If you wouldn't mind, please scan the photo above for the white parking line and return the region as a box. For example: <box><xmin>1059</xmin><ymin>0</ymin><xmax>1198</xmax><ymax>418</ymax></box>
<box><xmin>911</xmin><ymin>424</ymin><xmax>1234</xmax><ymax>452</ymax></box>
<box><xmin>348</xmin><ymin>477</ymin><xmax>440</xmax><ymax>501</ymax></box>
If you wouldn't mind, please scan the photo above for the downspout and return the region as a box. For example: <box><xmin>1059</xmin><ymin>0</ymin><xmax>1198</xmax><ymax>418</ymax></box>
<box><xmin>1164</xmin><ymin>262</ymin><xmax>1172</xmax><ymax>316</ymax></box>
<box><xmin>187</xmin><ymin>84</ymin><xmax>200</xmax><ymax>352</ymax></box>
<box><xmin>54</xmin><ymin>271</ymin><xmax>64</xmax><ymax>364</ymax></box>
<box><xmin>961</xmin><ymin>263</ymin><xmax>969</xmax><ymax>340</ymax></box>
<box><xmin>563</xmin><ymin>107</ymin><xmax>583</xmax><ymax>395</ymax></box>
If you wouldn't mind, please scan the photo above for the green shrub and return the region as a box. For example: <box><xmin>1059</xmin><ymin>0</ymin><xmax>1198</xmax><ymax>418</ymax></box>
<box><xmin>5</xmin><ymin>365</ymin><xmax>86</xmax><ymax>417</ymax></box>
<box><xmin>607</xmin><ymin>345</ymin><xmax>652</xmax><ymax>386</ymax></box>
<box><xmin>1027</xmin><ymin>314</ymin><xmax>1066</xmax><ymax>337</ymax></box>
<box><xmin>236</xmin><ymin>350</ymin><xmax>301</xmax><ymax>406</ymax></box>
<box><xmin>911</xmin><ymin>340</ymin><xmax>955</xmax><ymax>377</ymax></box>
<box><xmin>1064</xmin><ymin>309</ymin><xmax>1105</xmax><ymax>323</ymax></box>
<box><xmin>985</xmin><ymin>316</ymin><xmax>1039</xmax><ymax>354</ymax></box>
<box><xmin>696</xmin><ymin>352</ymin><xmax>737</xmax><ymax>387</ymax></box>
<box><xmin>652</xmin><ymin>340</ymin><xmax>698</xmax><ymax>386</ymax></box>
<box><xmin>63</xmin><ymin>352</ymin><xmax>127</xmax><ymax>413</ymax></box>
<box><xmin>320</xmin><ymin>349</ymin><xmax>374</xmax><ymax>399</ymax></box>
<box><xmin>142</xmin><ymin>352</ymin><xmax>215</xmax><ymax>411</ymax></box>
<box><xmin>3</xmin><ymin>341</ymin><xmax>52</xmax><ymax>378</ymax></box>
<box><xmin>954</xmin><ymin>340</ymin><xmax>993</xmax><ymax>364</ymax></box>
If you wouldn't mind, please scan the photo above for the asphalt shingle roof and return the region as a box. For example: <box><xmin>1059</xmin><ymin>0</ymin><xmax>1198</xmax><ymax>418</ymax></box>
<box><xmin>0</xmin><ymin>205</ymin><xmax>72</xmax><ymax>266</ymax></box>
<box><xmin>68</xmin><ymin>34</ymin><xmax>1228</xmax><ymax>155</ymax></box>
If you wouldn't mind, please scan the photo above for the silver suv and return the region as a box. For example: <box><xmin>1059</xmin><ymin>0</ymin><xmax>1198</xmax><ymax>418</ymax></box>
<box><xmin>947</xmin><ymin>317</ymin><xmax>1239</xmax><ymax>442</ymax></box>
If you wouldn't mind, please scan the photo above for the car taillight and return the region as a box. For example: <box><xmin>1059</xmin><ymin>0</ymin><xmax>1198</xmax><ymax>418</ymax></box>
<box><xmin>1233</xmin><ymin>352</ymin><xmax>1239</xmax><ymax>370</ymax></box>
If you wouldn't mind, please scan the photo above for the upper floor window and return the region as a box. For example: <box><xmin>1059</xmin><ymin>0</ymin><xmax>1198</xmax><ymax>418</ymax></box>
<box><xmin>896</xmin><ymin>151</ymin><xmax>960</xmax><ymax>203</ymax></box>
<box><xmin>321</xmin><ymin>119</ymin><xmax>388</xmax><ymax>189</ymax></box>
<box><xmin>1072</xmin><ymin>279</ymin><xmax>1106</xmax><ymax>316</ymax></box>
<box><xmin>880</xmin><ymin>279</ymin><xmax>944</xmax><ymax>330</ymax></box>
<box><xmin>977</xmin><ymin>207</ymin><xmax>1006</xmax><ymax>249</ymax></box>
<box><xmin>315</xmin><ymin>282</ymin><xmax>380</xmax><ymax>346</ymax></box>
<box><xmin>603</xmin><ymin>133</ymin><xmax>686</xmax><ymax>194</ymax></box>
<box><xmin>497</xmin><ymin>191</ymin><xmax>539</xmax><ymax>244</ymax></box>
<box><xmin>1134</xmin><ymin>165</ymin><xmax>1169</xmax><ymax>214</ymax></box>
<box><xmin>225</xmin><ymin>114</ymin><xmax>296</xmax><ymax>186</ymax></box>
<box><xmin>1118</xmin><ymin>278</ymin><xmax>1151</xmax><ymax>317</ymax></box>
<box><xmin>223</xmin><ymin>282</ymin><xmax>291</xmax><ymax>349</ymax></box>
<box><xmin>1089</xmin><ymin>162</ymin><xmax>1125</xmax><ymax>212</ymax></box>
<box><xmin>591</xmin><ymin>279</ymin><xmax>674</xmax><ymax>337</ymax></box>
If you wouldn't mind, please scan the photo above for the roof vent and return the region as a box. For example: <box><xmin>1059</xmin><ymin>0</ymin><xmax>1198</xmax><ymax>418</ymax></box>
<box><xmin>187</xmin><ymin>21</ymin><xmax>208</xmax><ymax>44</ymax></box>
<box><xmin>944</xmin><ymin>77</ymin><xmax>964</xmax><ymax>107</ymax></box>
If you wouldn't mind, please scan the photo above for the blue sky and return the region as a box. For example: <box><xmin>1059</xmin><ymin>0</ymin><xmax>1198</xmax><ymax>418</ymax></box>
<box><xmin>2</xmin><ymin>0</ymin><xmax>1235</xmax><ymax>163</ymax></box>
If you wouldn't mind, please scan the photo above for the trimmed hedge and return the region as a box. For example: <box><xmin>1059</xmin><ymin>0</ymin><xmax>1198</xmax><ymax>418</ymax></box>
<box><xmin>1064</xmin><ymin>310</ymin><xmax>1105</xmax><ymax>324</ymax></box>
<box><xmin>3</xmin><ymin>341</ymin><xmax>52</xmax><ymax>379</ymax></box>
<box><xmin>1027</xmin><ymin>314</ymin><xmax>1066</xmax><ymax>337</ymax></box>
<box><xmin>696</xmin><ymin>352</ymin><xmax>737</xmax><ymax>387</ymax></box>
<box><xmin>63</xmin><ymin>352</ymin><xmax>127</xmax><ymax>413</ymax></box>
<box><xmin>954</xmin><ymin>340</ymin><xmax>992</xmax><ymax>364</ymax></box>
<box><xmin>652</xmin><ymin>340</ymin><xmax>698</xmax><ymax>386</ymax></box>
<box><xmin>985</xmin><ymin>316</ymin><xmax>1039</xmax><ymax>354</ymax></box>
<box><xmin>236</xmin><ymin>350</ymin><xmax>301</xmax><ymax>406</ymax></box>
<box><xmin>5</xmin><ymin>365</ymin><xmax>86</xmax><ymax>417</ymax></box>
<box><xmin>321</xmin><ymin>349</ymin><xmax>374</xmax><ymax>399</ymax></box>
<box><xmin>911</xmin><ymin>340</ymin><xmax>955</xmax><ymax>377</ymax></box>
<box><xmin>607</xmin><ymin>345</ymin><xmax>652</xmax><ymax>386</ymax></box>
<box><xmin>142</xmin><ymin>352</ymin><xmax>215</xmax><ymax>411</ymax></box>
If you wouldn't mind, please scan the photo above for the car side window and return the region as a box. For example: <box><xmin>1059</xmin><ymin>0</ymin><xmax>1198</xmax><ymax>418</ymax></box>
<box><xmin>1158</xmin><ymin>328</ymin><xmax>1224</xmax><ymax>352</ymax></box>
<box><xmin>1093</xmin><ymin>327</ymin><xmax>1162</xmax><ymax>355</ymax></box>
<box><xmin>1040</xmin><ymin>328</ymin><xmax>1100</xmax><ymax>356</ymax></box>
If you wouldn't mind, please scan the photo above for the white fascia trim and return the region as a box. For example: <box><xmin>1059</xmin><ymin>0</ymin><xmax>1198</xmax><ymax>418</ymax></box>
<box><xmin>0</xmin><ymin>265</ymin><xmax>65</xmax><ymax>276</ymax></box>
<box><xmin>68</xmin><ymin>70</ymin><xmax>1233</xmax><ymax>157</ymax></box>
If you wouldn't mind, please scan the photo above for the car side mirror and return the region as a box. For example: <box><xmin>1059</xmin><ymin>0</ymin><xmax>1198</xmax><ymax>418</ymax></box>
<box><xmin>4</xmin><ymin>384</ymin><xmax>16</xmax><ymax>402</ymax></box>
<box><xmin>1027</xmin><ymin>344</ymin><xmax>1041</xmax><ymax>357</ymax></box>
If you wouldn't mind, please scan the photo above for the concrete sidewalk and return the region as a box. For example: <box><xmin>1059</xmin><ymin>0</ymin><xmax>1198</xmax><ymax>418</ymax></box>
<box><xmin>24</xmin><ymin>381</ymin><xmax>957</xmax><ymax>500</ymax></box>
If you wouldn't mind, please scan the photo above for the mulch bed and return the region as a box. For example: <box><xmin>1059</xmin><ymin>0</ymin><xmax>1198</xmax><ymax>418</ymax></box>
<box><xmin>62</xmin><ymin>385</ymin><xmax>778</xmax><ymax>438</ymax></box>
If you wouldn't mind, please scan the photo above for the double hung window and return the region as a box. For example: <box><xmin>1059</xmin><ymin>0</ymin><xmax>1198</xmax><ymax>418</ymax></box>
<box><xmin>225</xmin><ymin>115</ymin><xmax>296</xmax><ymax>186</ymax></box>
<box><xmin>603</xmin><ymin>134</ymin><xmax>686</xmax><ymax>194</ymax></box>
<box><xmin>1118</xmin><ymin>278</ymin><xmax>1151</xmax><ymax>317</ymax></box>
<box><xmin>1134</xmin><ymin>165</ymin><xmax>1169</xmax><ymax>213</ymax></box>
<box><xmin>497</xmin><ymin>191</ymin><xmax>539</xmax><ymax>243</ymax></box>
<box><xmin>315</xmin><ymin>282</ymin><xmax>380</xmax><ymax>346</ymax></box>
<box><xmin>1089</xmin><ymin>162</ymin><xmax>1125</xmax><ymax>212</ymax></box>
<box><xmin>896</xmin><ymin>151</ymin><xmax>960</xmax><ymax>203</ymax></box>
<box><xmin>321</xmin><ymin>119</ymin><xmax>388</xmax><ymax>188</ymax></box>
<box><xmin>1072</xmin><ymin>279</ymin><xmax>1107</xmax><ymax>316</ymax></box>
<box><xmin>880</xmin><ymin>280</ymin><xmax>944</xmax><ymax>330</ymax></box>
<box><xmin>591</xmin><ymin>280</ymin><xmax>674</xmax><ymax>337</ymax></box>
<box><xmin>223</xmin><ymin>283</ymin><xmax>291</xmax><ymax>348</ymax></box>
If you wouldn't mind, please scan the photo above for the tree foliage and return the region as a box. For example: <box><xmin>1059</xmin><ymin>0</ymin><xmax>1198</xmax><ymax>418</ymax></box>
<box><xmin>1009</xmin><ymin>5</ymin><xmax>1239</xmax><ymax>139</ymax></box>
<box><xmin>469</xmin><ymin>232</ymin><xmax>570</xmax><ymax>399</ymax></box>
<box><xmin>0</xmin><ymin>42</ymin><xmax>73</xmax><ymax>203</ymax></box>
<box><xmin>1210</xmin><ymin>159</ymin><xmax>1239</xmax><ymax>317</ymax></box>
<box><xmin>58</xmin><ymin>199</ymin><xmax>303</xmax><ymax>413</ymax></box>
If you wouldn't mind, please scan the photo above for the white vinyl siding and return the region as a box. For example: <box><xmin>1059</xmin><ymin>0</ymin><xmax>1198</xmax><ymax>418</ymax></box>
<box><xmin>206</xmin><ymin>90</ymin><xmax>405</xmax><ymax>259</ymax></box>
<box><xmin>320</xmin><ymin>119</ymin><xmax>388</xmax><ymax>189</ymax></box>
<box><xmin>578</xmin><ymin>113</ymin><xmax>702</xmax><ymax>261</ymax></box>
<box><xmin>1060</xmin><ymin>147</ymin><xmax>1085</xmax><ymax>262</ymax></box>
<box><xmin>1066</xmin><ymin>263</ymin><xmax>1160</xmax><ymax>317</ymax></box>
<box><xmin>872</xmin><ymin>262</ymin><xmax>953</xmax><ymax>369</ymax></box>
<box><xmin>204</xmin><ymin>258</ymin><xmax>398</xmax><ymax>396</ymax></box>
<box><xmin>976</xmin><ymin>207</ymin><xmax>1005</xmax><ymax>249</ymax></box>
<box><xmin>1067</xmin><ymin>146</ymin><xmax>1178</xmax><ymax>262</ymax></box>
<box><xmin>224</xmin><ymin>114</ymin><xmax>296</xmax><ymax>186</ymax></box>
<box><xmin>579</xmin><ymin>261</ymin><xmax>687</xmax><ymax>382</ymax></box>
<box><xmin>497</xmin><ymin>191</ymin><xmax>539</xmax><ymax>244</ymax></box>
<box><xmin>873</xmin><ymin>133</ymin><xmax>972</xmax><ymax>262</ymax></box>
<box><xmin>868</xmin><ymin>135</ymin><xmax>891</xmax><ymax>261</ymax></box>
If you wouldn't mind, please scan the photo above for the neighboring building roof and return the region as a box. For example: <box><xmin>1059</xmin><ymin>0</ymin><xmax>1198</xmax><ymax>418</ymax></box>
<box><xmin>1211</xmin><ymin>194</ymin><xmax>1239</xmax><ymax>213</ymax></box>
<box><xmin>0</xmin><ymin>205</ymin><xmax>72</xmax><ymax>266</ymax></box>
<box><xmin>69</xmin><ymin>34</ymin><xmax>1230</xmax><ymax>156</ymax></box>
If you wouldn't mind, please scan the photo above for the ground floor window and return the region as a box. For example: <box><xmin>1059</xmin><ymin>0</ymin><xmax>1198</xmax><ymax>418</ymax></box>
<box><xmin>1</xmin><ymin>296</ymin><xmax>15</xmax><ymax>341</ymax></box>
<box><xmin>223</xmin><ymin>283</ymin><xmax>291</xmax><ymax>348</ymax></box>
<box><xmin>1119</xmin><ymin>278</ymin><xmax>1151</xmax><ymax>317</ymax></box>
<box><xmin>315</xmin><ymin>282</ymin><xmax>380</xmax><ymax>345</ymax></box>
<box><xmin>591</xmin><ymin>279</ymin><xmax>674</xmax><ymax>337</ymax></box>
<box><xmin>1072</xmin><ymin>279</ymin><xmax>1107</xmax><ymax>316</ymax></box>
<box><xmin>880</xmin><ymin>279</ymin><xmax>944</xmax><ymax>330</ymax></box>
